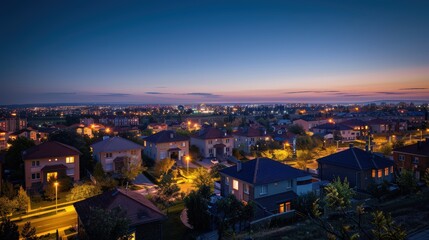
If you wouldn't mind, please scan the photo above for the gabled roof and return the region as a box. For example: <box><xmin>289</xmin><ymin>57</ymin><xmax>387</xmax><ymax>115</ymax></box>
<box><xmin>22</xmin><ymin>141</ymin><xmax>81</xmax><ymax>160</ymax></box>
<box><xmin>317</xmin><ymin>147</ymin><xmax>393</xmax><ymax>170</ymax></box>
<box><xmin>367</xmin><ymin>119</ymin><xmax>390</xmax><ymax>125</ymax></box>
<box><xmin>191</xmin><ymin>126</ymin><xmax>230</xmax><ymax>139</ymax></box>
<box><xmin>91</xmin><ymin>136</ymin><xmax>143</xmax><ymax>153</ymax></box>
<box><xmin>233</xmin><ymin>127</ymin><xmax>267</xmax><ymax>138</ymax></box>
<box><xmin>341</xmin><ymin>119</ymin><xmax>367</xmax><ymax>127</ymax></box>
<box><xmin>313</xmin><ymin>123</ymin><xmax>353</xmax><ymax>131</ymax></box>
<box><xmin>393</xmin><ymin>140</ymin><xmax>429</xmax><ymax>157</ymax></box>
<box><xmin>144</xmin><ymin>130</ymin><xmax>189</xmax><ymax>144</ymax></box>
<box><xmin>219</xmin><ymin>158</ymin><xmax>310</xmax><ymax>185</ymax></box>
<box><xmin>73</xmin><ymin>189</ymin><xmax>166</xmax><ymax>228</ymax></box>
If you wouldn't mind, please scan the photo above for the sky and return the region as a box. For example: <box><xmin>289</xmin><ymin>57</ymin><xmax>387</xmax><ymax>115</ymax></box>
<box><xmin>1</xmin><ymin>0</ymin><xmax>429</xmax><ymax>105</ymax></box>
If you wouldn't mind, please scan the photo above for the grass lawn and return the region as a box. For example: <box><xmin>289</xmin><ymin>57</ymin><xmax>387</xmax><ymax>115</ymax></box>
<box><xmin>30</xmin><ymin>191</ymin><xmax>70</xmax><ymax>210</ymax></box>
<box><xmin>164</xmin><ymin>202</ymin><xmax>193</xmax><ymax>240</ymax></box>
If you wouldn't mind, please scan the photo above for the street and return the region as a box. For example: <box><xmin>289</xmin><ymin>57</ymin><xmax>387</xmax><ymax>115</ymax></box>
<box><xmin>16</xmin><ymin>206</ymin><xmax>77</xmax><ymax>235</ymax></box>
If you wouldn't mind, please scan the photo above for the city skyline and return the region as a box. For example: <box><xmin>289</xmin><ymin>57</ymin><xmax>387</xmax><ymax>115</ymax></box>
<box><xmin>1</xmin><ymin>1</ymin><xmax>429</xmax><ymax>104</ymax></box>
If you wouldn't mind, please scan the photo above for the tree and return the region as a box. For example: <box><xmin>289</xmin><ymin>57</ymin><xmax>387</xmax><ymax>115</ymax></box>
<box><xmin>184</xmin><ymin>186</ymin><xmax>211</xmax><ymax>231</ymax></box>
<box><xmin>423</xmin><ymin>168</ymin><xmax>429</xmax><ymax>187</ymax></box>
<box><xmin>153</xmin><ymin>173</ymin><xmax>181</xmax><ymax>211</ymax></box>
<box><xmin>216</xmin><ymin>194</ymin><xmax>252</xmax><ymax>235</ymax></box>
<box><xmin>85</xmin><ymin>207</ymin><xmax>131</xmax><ymax>240</ymax></box>
<box><xmin>210</xmin><ymin>164</ymin><xmax>227</xmax><ymax>180</ymax></box>
<box><xmin>0</xmin><ymin>217</ymin><xmax>19</xmax><ymax>240</ymax></box>
<box><xmin>154</xmin><ymin>158</ymin><xmax>175</xmax><ymax>178</ymax></box>
<box><xmin>93</xmin><ymin>161</ymin><xmax>105</xmax><ymax>182</ymax></box>
<box><xmin>273</xmin><ymin>149</ymin><xmax>291</xmax><ymax>161</ymax></box>
<box><xmin>397</xmin><ymin>169</ymin><xmax>417</xmax><ymax>194</ymax></box>
<box><xmin>1</xmin><ymin>180</ymin><xmax>16</xmax><ymax>199</ymax></box>
<box><xmin>193</xmin><ymin>167</ymin><xmax>212</xmax><ymax>189</ymax></box>
<box><xmin>292</xmin><ymin>191</ymin><xmax>319</xmax><ymax>215</ymax></box>
<box><xmin>0</xmin><ymin>197</ymin><xmax>18</xmax><ymax>217</ymax></box>
<box><xmin>121</xmin><ymin>160</ymin><xmax>145</xmax><ymax>182</ymax></box>
<box><xmin>20</xmin><ymin>222</ymin><xmax>38</xmax><ymax>240</ymax></box>
<box><xmin>66</xmin><ymin>184</ymin><xmax>101</xmax><ymax>201</ymax></box>
<box><xmin>287</xmin><ymin>124</ymin><xmax>305</xmax><ymax>135</ymax></box>
<box><xmin>232</xmin><ymin>148</ymin><xmax>243</xmax><ymax>159</ymax></box>
<box><xmin>16</xmin><ymin>186</ymin><xmax>30</xmax><ymax>213</ymax></box>
<box><xmin>311</xmin><ymin>178</ymin><xmax>406</xmax><ymax>240</ymax></box>
<box><xmin>5</xmin><ymin>137</ymin><xmax>35</xmax><ymax>181</ymax></box>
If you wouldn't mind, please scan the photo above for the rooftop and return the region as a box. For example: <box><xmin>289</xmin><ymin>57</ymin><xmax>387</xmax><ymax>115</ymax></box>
<box><xmin>91</xmin><ymin>136</ymin><xmax>143</xmax><ymax>153</ymax></box>
<box><xmin>22</xmin><ymin>141</ymin><xmax>81</xmax><ymax>160</ymax></box>
<box><xmin>144</xmin><ymin>130</ymin><xmax>189</xmax><ymax>144</ymax></box>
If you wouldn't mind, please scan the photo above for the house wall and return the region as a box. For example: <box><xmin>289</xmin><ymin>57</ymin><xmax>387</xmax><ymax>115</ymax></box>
<box><xmin>293</xmin><ymin>175</ymin><xmax>313</xmax><ymax>195</ymax></box>
<box><xmin>24</xmin><ymin>154</ymin><xmax>80</xmax><ymax>189</ymax></box>
<box><xmin>190</xmin><ymin>137</ymin><xmax>233</xmax><ymax>158</ymax></box>
<box><xmin>233</xmin><ymin>135</ymin><xmax>269</xmax><ymax>153</ymax></box>
<box><xmin>97</xmin><ymin>149</ymin><xmax>142</xmax><ymax>172</ymax></box>
<box><xmin>394</xmin><ymin>151</ymin><xmax>429</xmax><ymax>180</ymax></box>
<box><xmin>253</xmin><ymin>180</ymin><xmax>293</xmax><ymax>199</ymax></box>
<box><xmin>318</xmin><ymin>163</ymin><xmax>393</xmax><ymax>190</ymax></box>
<box><xmin>143</xmin><ymin>140</ymin><xmax>189</xmax><ymax>162</ymax></box>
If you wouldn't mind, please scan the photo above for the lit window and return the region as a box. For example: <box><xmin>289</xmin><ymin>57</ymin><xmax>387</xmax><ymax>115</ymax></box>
<box><xmin>372</xmin><ymin>169</ymin><xmax>376</xmax><ymax>178</ymax></box>
<box><xmin>66</xmin><ymin>156</ymin><xmax>74</xmax><ymax>163</ymax></box>
<box><xmin>182</xmin><ymin>142</ymin><xmax>186</xmax><ymax>147</ymax></box>
<box><xmin>260</xmin><ymin>185</ymin><xmax>268</xmax><ymax>195</ymax></box>
<box><xmin>233</xmin><ymin>180</ymin><xmax>239</xmax><ymax>190</ymax></box>
<box><xmin>378</xmin><ymin>169</ymin><xmax>382</xmax><ymax>178</ymax></box>
<box><xmin>385</xmin><ymin>167</ymin><xmax>389</xmax><ymax>176</ymax></box>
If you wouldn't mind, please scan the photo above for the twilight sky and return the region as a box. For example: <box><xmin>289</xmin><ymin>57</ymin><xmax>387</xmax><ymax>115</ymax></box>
<box><xmin>1</xmin><ymin>0</ymin><xmax>429</xmax><ymax>105</ymax></box>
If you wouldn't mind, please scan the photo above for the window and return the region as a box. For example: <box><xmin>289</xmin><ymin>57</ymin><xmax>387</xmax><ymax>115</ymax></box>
<box><xmin>260</xmin><ymin>185</ymin><xmax>268</xmax><ymax>195</ymax></box>
<box><xmin>31</xmin><ymin>173</ymin><xmax>40</xmax><ymax>180</ymax></box>
<box><xmin>244</xmin><ymin>184</ymin><xmax>249</xmax><ymax>194</ymax></box>
<box><xmin>390</xmin><ymin>166</ymin><xmax>393</xmax><ymax>173</ymax></box>
<box><xmin>225</xmin><ymin>177</ymin><xmax>229</xmax><ymax>185</ymax></box>
<box><xmin>378</xmin><ymin>169</ymin><xmax>382</xmax><ymax>178</ymax></box>
<box><xmin>413</xmin><ymin>157</ymin><xmax>419</xmax><ymax>164</ymax></box>
<box><xmin>32</xmin><ymin>161</ymin><xmax>40</xmax><ymax>167</ymax></box>
<box><xmin>131</xmin><ymin>150</ymin><xmax>137</xmax><ymax>155</ymax></box>
<box><xmin>398</xmin><ymin>155</ymin><xmax>404</xmax><ymax>161</ymax></box>
<box><xmin>66</xmin><ymin>156</ymin><xmax>74</xmax><ymax>163</ymax></box>
<box><xmin>226</xmin><ymin>147</ymin><xmax>230</xmax><ymax>153</ymax></box>
<box><xmin>226</xmin><ymin>139</ymin><xmax>230</xmax><ymax>143</ymax></box>
<box><xmin>105</xmin><ymin>153</ymin><xmax>112</xmax><ymax>158</ymax></box>
<box><xmin>385</xmin><ymin>167</ymin><xmax>389</xmax><ymax>176</ymax></box>
<box><xmin>251</xmin><ymin>138</ymin><xmax>255</xmax><ymax>142</ymax></box>
<box><xmin>279</xmin><ymin>202</ymin><xmax>291</xmax><ymax>213</ymax></box>
<box><xmin>208</xmin><ymin>140</ymin><xmax>213</xmax><ymax>144</ymax></box>
<box><xmin>209</xmin><ymin>148</ymin><xmax>213</xmax><ymax>154</ymax></box>
<box><xmin>372</xmin><ymin>169</ymin><xmax>376</xmax><ymax>178</ymax></box>
<box><xmin>233</xmin><ymin>180</ymin><xmax>239</xmax><ymax>190</ymax></box>
<box><xmin>47</xmin><ymin>172</ymin><xmax>58</xmax><ymax>181</ymax></box>
<box><xmin>182</xmin><ymin>142</ymin><xmax>186</xmax><ymax>147</ymax></box>
<box><xmin>66</xmin><ymin>168</ymin><xmax>74</xmax><ymax>176</ymax></box>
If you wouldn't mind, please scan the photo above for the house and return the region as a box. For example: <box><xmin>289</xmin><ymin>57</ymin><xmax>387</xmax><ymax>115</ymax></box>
<box><xmin>393</xmin><ymin>139</ymin><xmax>429</xmax><ymax>180</ymax></box>
<box><xmin>73</xmin><ymin>188</ymin><xmax>167</xmax><ymax>240</ymax></box>
<box><xmin>232</xmin><ymin>127</ymin><xmax>270</xmax><ymax>153</ymax></box>
<box><xmin>147</xmin><ymin>123</ymin><xmax>168</xmax><ymax>134</ymax></box>
<box><xmin>312</xmin><ymin>123</ymin><xmax>360</xmax><ymax>141</ymax></box>
<box><xmin>293</xmin><ymin>118</ymin><xmax>329</xmax><ymax>132</ymax></box>
<box><xmin>0</xmin><ymin>130</ymin><xmax>9</xmax><ymax>150</ymax></box>
<box><xmin>91</xmin><ymin>136</ymin><xmax>143</xmax><ymax>173</ymax></box>
<box><xmin>22</xmin><ymin>141</ymin><xmax>81</xmax><ymax>189</ymax></box>
<box><xmin>317</xmin><ymin>145</ymin><xmax>394</xmax><ymax>191</ymax></box>
<box><xmin>143</xmin><ymin>130</ymin><xmax>189</xmax><ymax>163</ymax></box>
<box><xmin>219</xmin><ymin>158</ymin><xmax>313</xmax><ymax>217</ymax></box>
<box><xmin>367</xmin><ymin>119</ymin><xmax>390</xmax><ymax>134</ymax></box>
<box><xmin>190</xmin><ymin>126</ymin><xmax>233</xmax><ymax>159</ymax></box>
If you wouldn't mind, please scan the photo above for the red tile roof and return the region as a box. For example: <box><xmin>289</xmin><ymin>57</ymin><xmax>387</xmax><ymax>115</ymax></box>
<box><xmin>22</xmin><ymin>141</ymin><xmax>81</xmax><ymax>160</ymax></box>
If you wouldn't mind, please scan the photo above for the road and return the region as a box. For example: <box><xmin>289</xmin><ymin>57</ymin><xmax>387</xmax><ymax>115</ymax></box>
<box><xmin>16</xmin><ymin>206</ymin><xmax>77</xmax><ymax>235</ymax></box>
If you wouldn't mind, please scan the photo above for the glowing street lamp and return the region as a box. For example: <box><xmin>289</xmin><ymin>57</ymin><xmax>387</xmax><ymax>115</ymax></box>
<box><xmin>54</xmin><ymin>181</ymin><xmax>59</xmax><ymax>214</ymax></box>
<box><xmin>185</xmin><ymin>156</ymin><xmax>190</xmax><ymax>175</ymax></box>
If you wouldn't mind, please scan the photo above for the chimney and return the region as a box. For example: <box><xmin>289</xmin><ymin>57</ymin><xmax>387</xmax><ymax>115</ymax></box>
<box><xmin>237</xmin><ymin>161</ymin><xmax>242</xmax><ymax>172</ymax></box>
<box><xmin>349</xmin><ymin>143</ymin><xmax>354</xmax><ymax>149</ymax></box>
<box><xmin>103</xmin><ymin>136</ymin><xmax>109</xmax><ymax>141</ymax></box>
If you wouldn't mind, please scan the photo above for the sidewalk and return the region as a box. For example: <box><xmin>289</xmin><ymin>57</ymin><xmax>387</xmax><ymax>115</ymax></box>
<box><xmin>11</xmin><ymin>201</ymin><xmax>77</xmax><ymax>222</ymax></box>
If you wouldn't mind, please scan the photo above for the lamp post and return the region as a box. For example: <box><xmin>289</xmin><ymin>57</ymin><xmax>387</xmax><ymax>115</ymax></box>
<box><xmin>185</xmin><ymin>156</ymin><xmax>190</xmax><ymax>175</ymax></box>
<box><xmin>54</xmin><ymin>181</ymin><xmax>59</xmax><ymax>214</ymax></box>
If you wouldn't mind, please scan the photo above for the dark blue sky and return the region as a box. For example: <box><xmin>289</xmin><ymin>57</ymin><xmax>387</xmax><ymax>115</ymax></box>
<box><xmin>1</xmin><ymin>0</ymin><xmax>428</xmax><ymax>104</ymax></box>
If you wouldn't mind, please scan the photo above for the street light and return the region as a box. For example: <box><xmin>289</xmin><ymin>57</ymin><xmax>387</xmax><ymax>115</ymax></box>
<box><xmin>54</xmin><ymin>181</ymin><xmax>59</xmax><ymax>214</ymax></box>
<box><xmin>185</xmin><ymin>156</ymin><xmax>190</xmax><ymax>175</ymax></box>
